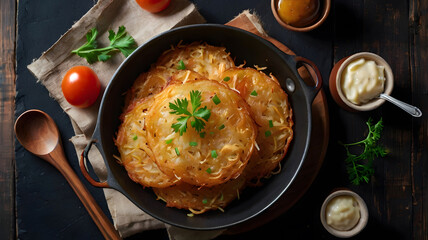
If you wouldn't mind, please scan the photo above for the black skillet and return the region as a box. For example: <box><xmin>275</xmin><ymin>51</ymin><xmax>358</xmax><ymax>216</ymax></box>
<box><xmin>81</xmin><ymin>24</ymin><xmax>322</xmax><ymax>230</ymax></box>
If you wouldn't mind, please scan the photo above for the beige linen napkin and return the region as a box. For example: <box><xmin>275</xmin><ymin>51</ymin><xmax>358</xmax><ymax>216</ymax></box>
<box><xmin>27</xmin><ymin>0</ymin><xmax>208</xmax><ymax>238</ymax></box>
<box><xmin>28</xmin><ymin>0</ymin><xmax>205</xmax><ymax>137</ymax></box>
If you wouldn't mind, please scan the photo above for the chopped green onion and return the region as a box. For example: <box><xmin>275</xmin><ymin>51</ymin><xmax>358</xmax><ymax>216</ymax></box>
<box><xmin>223</xmin><ymin>76</ymin><xmax>230</xmax><ymax>82</ymax></box>
<box><xmin>211</xmin><ymin>150</ymin><xmax>218</xmax><ymax>158</ymax></box>
<box><xmin>220</xmin><ymin>193</ymin><xmax>224</xmax><ymax>201</ymax></box>
<box><xmin>133</xmin><ymin>135</ymin><xmax>138</xmax><ymax>141</ymax></box>
<box><xmin>218</xmin><ymin>124</ymin><xmax>225</xmax><ymax>130</ymax></box>
<box><xmin>269</xmin><ymin>120</ymin><xmax>274</xmax><ymax>128</ymax></box>
<box><xmin>202</xmin><ymin>198</ymin><xmax>208</xmax><ymax>204</ymax></box>
<box><xmin>265</xmin><ymin>130</ymin><xmax>272</xmax><ymax>137</ymax></box>
<box><xmin>200</xmin><ymin>132</ymin><xmax>206</xmax><ymax>138</ymax></box>
<box><xmin>189</xmin><ymin>141</ymin><xmax>198</xmax><ymax>146</ymax></box>
<box><xmin>206</xmin><ymin>168</ymin><xmax>212</xmax><ymax>174</ymax></box>
<box><xmin>177</xmin><ymin>60</ymin><xmax>186</xmax><ymax>70</ymax></box>
<box><xmin>175</xmin><ymin>147</ymin><xmax>180</xmax><ymax>156</ymax></box>
<box><xmin>250</xmin><ymin>90</ymin><xmax>258</xmax><ymax>96</ymax></box>
<box><xmin>212</xmin><ymin>94</ymin><xmax>221</xmax><ymax>105</ymax></box>
<box><xmin>165</xmin><ymin>139</ymin><xmax>173</xmax><ymax>144</ymax></box>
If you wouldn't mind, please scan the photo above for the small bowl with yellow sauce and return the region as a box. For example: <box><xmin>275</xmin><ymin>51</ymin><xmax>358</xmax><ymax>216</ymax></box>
<box><xmin>329</xmin><ymin>52</ymin><xmax>394</xmax><ymax>112</ymax></box>
<box><xmin>271</xmin><ymin>0</ymin><xmax>331</xmax><ymax>32</ymax></box>
<box><xmin>320</xmin><ymin>190</ymin><xmax>369</xmax><ymax>238</ymax></box>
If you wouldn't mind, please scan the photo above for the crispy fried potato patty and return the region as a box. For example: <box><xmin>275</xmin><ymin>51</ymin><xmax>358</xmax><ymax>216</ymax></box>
<box><xmin>116</xmin><ymin>42</ymin><xmax>295</xmax><ymax>214</ymax></box>
<box><xmin>219</xmin><ymin>68</ymin><xmax>294</xmax><ymax>184</ymax></box>
<box><xmin>153</xmin><ymin>176</ymin><xmax>245</xmax><ymax>214</ymax></box>
<box><xmin>115</xmin><ymin>96</ymin><xmax>179</xmax><ymax>188</ymax></box>
<box><xmin>156</xmin><ymin>42</ymin><xmax>235</xmax><ymax>80</ymax></box>
<box><xmin>145</xmin><ymin>79</ymin><xmax>257</xmax><ymax>187</ymax></box>
<box><xmin>129</xmin><ymin>66</ymin><xmax>174</xmax><ymax>101</ymax></box>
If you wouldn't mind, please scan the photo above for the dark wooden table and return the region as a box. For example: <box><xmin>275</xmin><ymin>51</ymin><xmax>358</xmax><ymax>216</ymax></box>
<box><xmin>1</xmin><ymin>0</ymin><xmax>427</xmax><ymax>239</ymax></box>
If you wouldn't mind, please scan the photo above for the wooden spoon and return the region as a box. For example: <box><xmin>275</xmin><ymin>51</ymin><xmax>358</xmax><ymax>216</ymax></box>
<box><xmin>14</xmin><ymin>109</ymin><xmax>121</xmax><ymax>240</ymax></box>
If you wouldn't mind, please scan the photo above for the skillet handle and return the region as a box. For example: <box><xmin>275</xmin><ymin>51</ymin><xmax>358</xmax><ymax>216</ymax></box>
<box><xmin>294</xmin><ymin>56</ymin><xmax>323</xmax><ymax>103</ymax></box>
<box><xmin>80</xmin><ymin>139</ymin><xmax>110</xmax><ymax>188</ymax></box>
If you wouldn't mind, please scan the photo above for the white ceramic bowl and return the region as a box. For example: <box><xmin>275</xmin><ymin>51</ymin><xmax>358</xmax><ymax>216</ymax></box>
<box><xmin>320</xmin><ymin>190</ymin><xmax>369</xmax><ymax>238</ymax></box>
<box><xmin>329</xmin><ymin>52</ymin><xmax>394</xmax><ymax>112</ymax></box>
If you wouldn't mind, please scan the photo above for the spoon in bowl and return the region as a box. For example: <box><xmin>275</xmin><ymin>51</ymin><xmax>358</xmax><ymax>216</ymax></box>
<box><xmin>14</xmin><ymin>109</ymin><xmax>121</xmax><ymax>240</ymax></box>
<box><xmin>378</xmin><ymin>93</ymin><xmax>422</xmax><ymax>117</ymax></box>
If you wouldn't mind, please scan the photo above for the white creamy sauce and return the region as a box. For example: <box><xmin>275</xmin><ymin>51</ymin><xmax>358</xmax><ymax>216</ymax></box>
<box><xmin>326</xmin><ymin>195</ymin><xmax>360</xmax><ymax>231</ymax></box>
<box><xmin>341</xmin><ymin>58</ymin><xmax>385</xmax><ymax>104</ymax></box>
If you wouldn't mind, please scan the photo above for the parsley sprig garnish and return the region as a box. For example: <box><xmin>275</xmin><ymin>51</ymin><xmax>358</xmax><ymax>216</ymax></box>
<box><xmin>169</xmin><ymin>90</ymin><xmax>211</xmax><ymax>135</ymax></box>
<box><xmin>72</xmin><ymin>26</ymin><xmax>137</xmax><ymax>64</ymax></box>
<box><xmin>340</xmin><ymin>118</ymin><xmax>388</xmax><ymax>185</ymax></box>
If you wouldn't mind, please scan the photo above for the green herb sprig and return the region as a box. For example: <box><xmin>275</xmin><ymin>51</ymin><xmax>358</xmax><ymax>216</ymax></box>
<box><xmin>169</xmin><ymin>90</ymin><xmax>211</xmax><ymax>135</ymax></box>
<box><xmin>72</xmin><ymin>26</ymin><xmax>137</xmax><ymax>64</ymax></box>
<box><xmin>177</xmin><ymin>60</ymin><xmax>186</xmax><ymax>70</ymax></box>
<box><xmin>340</xmin><ymin>118</ymin><xmax>388</xmax><ymax>185</ymax></box>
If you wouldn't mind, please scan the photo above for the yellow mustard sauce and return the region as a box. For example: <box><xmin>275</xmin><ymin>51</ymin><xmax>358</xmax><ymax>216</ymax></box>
<box><xmin>277</xmin><ymin>0</ymin><xmax>320</xmax><ymax>27</ymax></box>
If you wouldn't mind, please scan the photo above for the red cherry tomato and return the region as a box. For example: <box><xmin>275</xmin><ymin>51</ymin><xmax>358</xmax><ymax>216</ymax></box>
<box><xmin>61</xmin><ymin>66</ymin><xmax>101</xmax><ymax>108</ymax></box>
<box><xmin>135</xmin><ymin>0</ymin><xmax>171</xmax><ymax>13</ymax></box>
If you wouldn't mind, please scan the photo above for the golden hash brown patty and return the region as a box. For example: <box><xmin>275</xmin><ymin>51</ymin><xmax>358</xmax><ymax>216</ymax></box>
<box><xmin>153</xmin><ymin>176</ymin><xmax>246</xmax><ymax>214</ymax></box>
<box><xmin>145</xmin><ymin>79</ymin><xmax>257</xmax><ymax>187</ymax></box>
<box><xmin>219</xmin><ymin>68</ymin><xmax>294</xmax><ymax>184</ymax></box>
<box><xmin>115</xmin><ymin>42</ymin><xmax>295</xmax><ymax>214</ymax></box>
<box><xmin>156</xmin><ymin>42</ymin><xmax>235</xmax><ymax>80</ymax></box>
<box><xmin>115</xmin><ymin>96</ymin><xmax>179</xmax><ymax>188</ymax></box>
<box><xmin>124</xmin><ymin>66</ymin><xmax>174</xmax><ymax>109</ymax></box>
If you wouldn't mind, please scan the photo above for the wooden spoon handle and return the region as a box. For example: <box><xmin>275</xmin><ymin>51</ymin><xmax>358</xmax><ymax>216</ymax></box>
<box><xmin>47</xmin><ymin>145</ymin><xmax>121</xmax><ymax>240</ymax></box>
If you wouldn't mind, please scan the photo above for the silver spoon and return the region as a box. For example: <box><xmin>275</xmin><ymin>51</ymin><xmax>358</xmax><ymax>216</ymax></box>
<box><xmin>378</xmin><ymin>93</ymin><xmax>422</xmax><ymax>117</ymax></box>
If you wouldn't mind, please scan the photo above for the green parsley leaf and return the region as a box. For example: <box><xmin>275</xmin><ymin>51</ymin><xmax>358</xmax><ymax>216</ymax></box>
<box><xmin>218</xmin><ymin>124</ymin><xmax>225</xmax><ymax>130</ymax></box>
<box><xmin>165</xmin><ymin>139</ymin><xmax>173</xmax><ymax>144</ymax></box>
<box><xmin>223</xmin><ymin>76</ymin><xmax>230</xmax><ymax>82</ymax></box>
<box><xmin>206</xmin><ymin>168</ymin><xmax>212</xmax><ymax>174</ymax></box>
<box><xmin>190</xmin><ymin>90</ymin><xmax>202</xmax><ymax>113</ymax></box>
<box><xmin>265</xmin><ymin>130</ymin><xmax>272</xmax><ymax>137</ymax></box>
<box><xmin>171</xmin><ymin>116</ymin><xmax>190</xmax><ymax>136</ymax></box>
<box><xmin>97</xmin><ymin>54</ymin><xmax>111</xmax><ymax>62</ymax></box>
<box><xmin>211</xmin><ymin>150</ymin><xmax>218</xmax><ymax>158</ymax></box>
<box><xmin>191</xmin><ymin>117</ymin><xmax>207</xmax><ymax>133</ymax></box>
<box><xmin>200</xmin><ymin>132</ymin><xmax>206</xmax><ymax>138</ymax></box>
<box><xmin>202</xmin><ymin>199</ymin><xmax>208</xmax><ymax>204</ymax></box>
<box><xmin>193</xmin><ymin>106</ymin><xmax>211</xmax><ymax>121</ymax></box>
<box><xmin>175</xmin><ymin>147</ymin><xmax>180</xmax><ymax>156</ymax></box>
<box><xmin>189</xmin><ymin>141</ymin><xmax>198</xmax><ymax>146</ymax></box>
<box><xmin>212</xmin><ymin>94</ymin><xmax>221</xmax><ymax>105</ymax></box>
<box><xmin>71</xmin><ymin>28</ymin><xmax>99</xmax><ymax>63</ymax></box>
<box><xmin>169</xmin><ymin>90</ymin><xmax>211</xmax><ymax>135</ymax></box>
<box><xmin>133</xmin><ymin>135</ymin><xmax>138</xmax><ymax>140</ymax></box>
<box><xmin>169</xmin><ymin>98</ymin><xmax>191</xmax><ymax>116</ymax></box>
<box><xmin>340</xmin><ymin>118</ymin><xmax>388</xmax><ymax>185</ymax></box>
<box><xmin>269</xmin><ymin>120</ymin><xmax>274</xmax><ymax>128</ymax></box>
<box><xmin>250</xmin><ymin>90</ymin><xmax>258</xmax><ymax>96</ymax></box>
<box><xmin>177</xmin><ymin>60</ymin><xmax>186</xmax><ymax>70</ymax></box>
<box><xmin>108</xmin><ymin>26</ymin><xmax>138</xmax><ymax>57</ymax></box>
<box><xmin>72</xmin><ymin>26</ymin><xmax>137</xmax><ymax>64</ymax></box>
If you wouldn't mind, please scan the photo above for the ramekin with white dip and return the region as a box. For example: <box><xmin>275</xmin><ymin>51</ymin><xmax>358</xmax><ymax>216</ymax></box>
<box><xmin>329</xmin><ymin>52</ymin><xmax>394</xmax><ymax>112</ymax></box>
<box><xmin>320</xmin><ymin>189</ymin><xmax>369</xmax><ymax>238</ymax></box>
